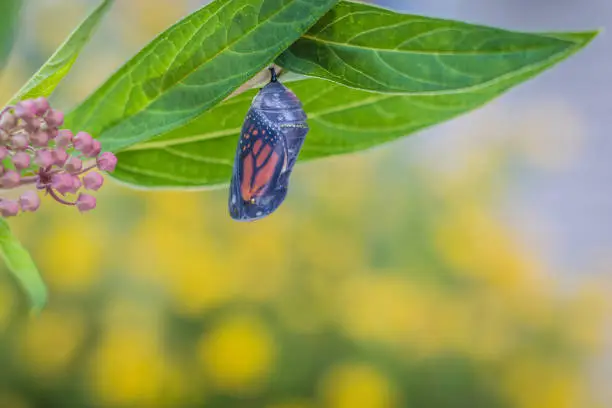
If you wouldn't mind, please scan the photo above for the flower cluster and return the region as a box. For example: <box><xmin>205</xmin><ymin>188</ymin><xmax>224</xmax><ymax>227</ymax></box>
<box><xmin>0</xmin><ymin>97</ymin><xmax>117</xmax><ymax>217</ymax></box>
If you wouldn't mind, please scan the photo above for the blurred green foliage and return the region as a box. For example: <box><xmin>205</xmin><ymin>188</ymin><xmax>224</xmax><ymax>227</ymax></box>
<box><xmin>0</xmin><ymin>0</ymin><xmax>21</xmax><ymax>71</ymax></box>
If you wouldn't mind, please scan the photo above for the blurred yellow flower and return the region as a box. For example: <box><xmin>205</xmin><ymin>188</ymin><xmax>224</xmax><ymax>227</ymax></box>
<box><xmin>434</xmin><ymin>203</ymin><xmax>544</xmax><ymax>293</ymax></box>
<box><xmin>36</xmin><ymin>219</ymin><xmax>106</xmax><ymax>293</ymax></box>
<box><xmin>501</xmin><ymin>358</ymin><xmax>586</xmax><ymax>408</ymax></box>
<box><xmin>336</xmin><ymin>273</ymin><xmax>454</xmax><ymax>353</ymax></box>
<box><xmin>88</xmin><ymin>327</ymin><xmax>167</xmax><ymax>407</ymax></box>
<box><xmin>197</xmin><ymin>315</ymin><xmax>276</xmax><ymax>394</ymax></box>
<box><xmin>18</xmin><ymin>310</ymin><xmax>85</xmax><ymax>378</ymax></box>
<box><xmin>320</xmin><ymin>363</ymin><xmax>399</xmax><ymax>408</ymax></box>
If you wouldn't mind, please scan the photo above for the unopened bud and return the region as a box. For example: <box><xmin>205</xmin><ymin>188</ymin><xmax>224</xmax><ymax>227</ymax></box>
<box><xmin>45</xmin><ymin>109</ymin><xmax>64</xmax><ymax>127</ymax></box>
<box><xmin>76</xmin><ymin>193</ymin><xmax>96</xmax><ymax>212</ymax></box>
<box><xmin>83</xmin><ymin>172</ymin><xmax>104</xmax><ymax>191</ymax></box>
<box><xmin>1</xmin><ymin>170</ymin><xmax>20</xmax><ymax>188</ymax></box>
<box><xmin>12</xmin><ymin>152</ymin><xmax>31</xmax><ymax>170</ymax></box>
<box><xmin>0</xmin><ymin>200</ymin><xmax>19</xmax><ymax>217</ymax></box>
<box><xmin>14</xmin><ymin>100</ymin><xmax>36</xmax><ymax>120</ymax></box>
<box><xmin>73</xmin><ymin>132</ymin><xmax>93</xmax><ymax>154</ymax></box>
<box><xmin>0</xmin><ymin>112</ymin><xmax>17</xmax><ymax>130</ymax></box>
<box><xmin>0</xmin><ymin>147</ymin><xmax>9</xmax><ymax>160</ymax></box>
<box><xmin>64</xmin><ymin>156</ymin><xmax>83</xmax><ymax>173</ymax></box>
<box><xmin>51</xmin><ymin>173</ymin><xmax>73</xmax><ymax>194</ymax></box>
<box><xmin>96</xmin><ymin>152</ymin><xmax>117</xmax><ymax>172</ymax></box>
<box><xmin>30</xmin><ymin>130</ymin><xmax>50</xmax><ymax>147</ymax></box>
<box><xmin>18</xmin><ymin>191</ymin><xmax>40</xmax><ymax>212</ymax></box>
<box><xmin>11</xmin><ymin>134</ymin><xmax>29</xmax><ymax>150</ymax></box>
<box><xmin>55</xmin><ymin>129</ymin><xmax>73</xmax><ymax>149</ymax></box>
<box><xmin>71</xmin><ymin>175</ymin><xmax>82</xmax><ymax>193</ymax></box>
<box><xmin>52</xmin><ymin>148</ymin><xmax>68</xmax><ymax>166</ymax></box>
<box><xmin>34</xmin><ymin>150</ymin><xmax>54</xmax><ymax>168</ymax></box>
<box><xmin>33</xmin><ymin>97</ymin><xmax>50</xmax><ymax>116</ymax></box>
<box><xmin>0</xmin><ymin>130</ymin><xmax>9</xmax><ymax>143</ymax></box>
<box><xmin>87</xmin><ymin>139</ymin><xmax>102</xmax><ymax>157</ymax></box>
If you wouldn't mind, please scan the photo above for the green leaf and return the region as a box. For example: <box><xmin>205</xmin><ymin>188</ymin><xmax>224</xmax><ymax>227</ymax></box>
<box><xmin>109</xmin><ymin>28</ymin><xmax>596</xmax><ymax>189</ymax></box>
<box><xmin>65</xmin><ymin>0</ymin><xmax>339</xmax><ymax>153</ymax></box>
<box><xmin>0</xmin><ymin>219</ymin><xmax>47</xmax><ymax>313</ymax></box>
<box><xmin>276</xmin><ymin>1</ymin><xmax>598</xmax><ymax>94</ymax></box>
<box><xmin>0</xmin><ymin>0</ymin><xmax>22</xmax><ymax>72</ymax></box>
<box><xmin>9</xmin><ymin>0</ymin><xmax>114</xmax><ymax>104</ymax></box>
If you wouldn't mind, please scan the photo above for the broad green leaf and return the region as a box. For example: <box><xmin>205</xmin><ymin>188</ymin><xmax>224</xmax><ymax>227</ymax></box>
<box><xmin>276</xmin><ymin>1</ymin><xmax>598</xmax><ymax>94</ymax></box>
<box><xmin>110</xmin><ymin>29</ymin><xmax>596</xmax><ymax>189</ymax></box>
<box><xmin>0</xmin><ymin>0</ymin><xmax>22</xmax><ymax>72</ymax></box>
<box><xmin>65</xmin><ymin>0</ymin><xmax>339</xmax><ymax>153</ymax></box>
<box><xmin>0</xmin><ymin>219</ymin><xmax>47</xmax><ymax>313</ymax></box>
<box><xmin>9</xmin><ymin>0</ymin><xmax>114</xmax><ymax>104</ymax></box>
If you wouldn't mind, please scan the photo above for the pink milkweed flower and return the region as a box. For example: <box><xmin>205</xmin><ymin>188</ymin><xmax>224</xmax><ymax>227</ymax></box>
<box><xmin>19</xmin><ymin>191</ymin><xmax>40</xmax><ymax>212</ymax></box>
<box><xmin>73</xmin><ymin>132</ymin><xmax>93</xmax><ymax>154</ymax></box>
<box><xmin>0</xmin><ymin>97</ymin><xmax>117</xmax><ymax>216</ymax></box>
<box><xmin>55</xmin><ymin>129</ymin><xmax>73</xmax><ymax>149</ymax></box>
<box><xmin>34</xmin><ymin>150</ymin><xmax>54</xmax><ymax>168</ymax></box>
<box><xmin>12</xmin><ymin>152</ymin><xmax>31</xmax><ymax>170</ymax></box>
<box><xmin>51</xmin><ymin>173</ymin><xmax>74</xmax><ymax>195</ymax></box>
<box><xmin>1</xmin><ymin>170</ymin><xmax>20</xmax><ymax>188</ymax></box>
<box><xmin>96</xmin><ymin>152</ymin><xmax>117</xmax><ymax>172</ymax></box>
<box><xmin>83</xmin><ymin>172</ymin><xmax>104</xmax><ymax>191</ymax></box>
<box><xmin>64</xmin><ymin>156</ymin><xmax>83</xmax><ymax>174</ymax></box>
<box><xmin>76</xmin><ymin>194</ymin><xmax>96</xmax><ymax>212</ymax></box>
<box><xmin>0</xmin><ymin>200</ymin><xmax>19</xmax><ymax>217</ymax></box>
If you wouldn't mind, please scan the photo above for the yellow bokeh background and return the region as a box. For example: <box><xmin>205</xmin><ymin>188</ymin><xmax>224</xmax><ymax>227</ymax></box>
<box><xmin>0</xmin><ymin>1</ymin><xmax>609</xmax><ymax>407</ymax></box>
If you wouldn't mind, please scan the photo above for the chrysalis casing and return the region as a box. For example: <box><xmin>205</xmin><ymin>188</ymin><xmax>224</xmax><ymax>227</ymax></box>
<box><xmin>228</xmin><ymin>68</ymin><xmax>309</xmax><ymax>221</ymax></box>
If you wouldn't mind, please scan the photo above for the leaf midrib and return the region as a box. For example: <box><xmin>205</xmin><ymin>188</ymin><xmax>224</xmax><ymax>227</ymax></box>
<box><xmin>299</xmin><ymin>33</ymin><xmax>573</xmax><ymax>56</ymax></box>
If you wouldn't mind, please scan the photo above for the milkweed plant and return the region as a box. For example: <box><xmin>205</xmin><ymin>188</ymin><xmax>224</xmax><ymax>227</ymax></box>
<box><xmin>0</xmin><ymin>0</ymin><xmax>598</xmax><ymax>311</ymax></box>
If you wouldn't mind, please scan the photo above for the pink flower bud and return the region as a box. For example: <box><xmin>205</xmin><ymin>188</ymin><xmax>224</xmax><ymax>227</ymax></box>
<box><xmin>18</xmin><ymin>191</ymin><xmax>40</xmax><ymax>212</ymax></box>
<box><xmin>1</xmin><ymin>170</ymin><xmax>20</xmax><ymax>188</ymax></box>
<box><xmin>76</xmin><ymin>193</ymin><xmax>96</xmax><ymax>212</ymax></box>
<box><xmin>55</xmin><ymin>129</ymin><xmax>73</xmax><ymax>148</ymax></box>
<box><xmin>83</xmin><ymin>172</ymin><xmax>104</xmax><ymax>191</ymax></box>
<box><xmin>51</xmin><ymin>173</ymin><xmax>73</xmax><ymax>194</ymax></box>
<box><xmin>34</xmin><ymin>150</ymin><xmax>54</xmax><ymax>168</ymax></box>
<box><xmin>97</xmin><ymin>152</ymin><xmax>117</xmax><ymax>172</ymax></box>
<box><xmin>33</xmin><ymin>97</ymin><xmax>50</xmax><ymax>116</ymax></box>
<box><xmin>0</xmin><ymin>112</ymin><xmax>16</xmax><ymax>130</ymax></box>
<box><xmin>64</xmin><ymin>156</ymin><xmax>82</xmax><ymax>173</ymax></box>
<box><xmin>12</xmin><ymin>152</ymin><xmax>31</xmax><ymax>170</ymax></box>
<box><xmin>30</xmin><ymin>130</ymin><xmax>50</xmax><ymax>147</ymax></box>
<box><xmin>14</xmin><ymin>100</ymin><xmax>37</xmax><ymax>120</ymax></box>
<box><xmin>0</xmin><ymin>147</ymin><xmax>9</xmax><ymax>160</ymax></box>
<box><xmin>71</xmin><ymin>175</ymin><xmax>82</xmax><ymax>193</ymax></box>
<box><xmin>0</xmin><ymin>129</ymin><xmax>9</xmax><ymax>143</ymax></box>
<box><xmin>11</xmin><ymin>134</ymin><xmax>29</xmax><ymax>150</ymax></box>
<box><xmin>73</xmin><ymin>132</ymin><xmax>93</xmax><ymax>154</ymax></box>
<box><xmin>0</xmin><ymin>200</ymin><xmax>19</xmax><ymax>217</ymax></box>
<box><xmin>52</xmin><ymin>148</ymin><xmax>68</xmax><ymax>166</ymax></box>
<box><xmin>87</xmin><ymin>140</ymin><xmax>102</xmax><ymax>158</ymax></box>
<box><xmin>45</xmin><ymin>109</ymin><xmax>64</xmax><ymax>127</ymax></box>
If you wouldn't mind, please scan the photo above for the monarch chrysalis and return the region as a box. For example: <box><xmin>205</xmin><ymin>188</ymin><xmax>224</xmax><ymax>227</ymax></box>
<box><xmin>228</xmin><ymin>67</ymin><xmax>309</xmax><ymax>221</ymax></box>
